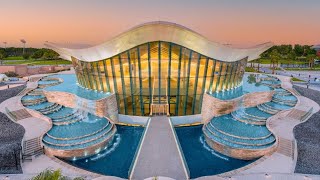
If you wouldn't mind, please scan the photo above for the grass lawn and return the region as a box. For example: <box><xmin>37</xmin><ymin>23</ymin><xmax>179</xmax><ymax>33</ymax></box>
<box><xmin>252</xmin><ymin>58</ymin><xmax>308</xmax><ymax>65</ymax></box>
<box><xmin>4</xmin><ymin>59</ymin><xmax>71</xmax><ymax>65</ymax></box>
<box><xmin>285</xmin><ymin>68</ymin><xmax>320</xmax><ymax>71</ymax></box>
<box><xmin>3</xmin><ymin>56</ymin><xmax>24</xmax><ymax>60</ymax></box>
<box><xmin>291</xmin><ymin>77</ymin><xmax>305</xmax><ymax>82</ymax></box>
<box><xmin>245</xmin><ymin>67</ymin><xmax>258</xmax><ymax>72</ymax></box>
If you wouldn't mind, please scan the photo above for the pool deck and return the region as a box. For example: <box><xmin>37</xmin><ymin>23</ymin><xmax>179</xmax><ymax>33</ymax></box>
<box><xmin>2</xmin><ymin>71</ymin><xmax>320</xmax><ymax>180</ymax></box>
<box><xmin>130</xmin><ymin>116</ymin><xmax>188</xmax><ymax>180</ymax></box>
<box><xmin>0</xmin><ymin>72</ymin><xmax>109</xmax><ymax>180</ymax></box>
<box><xmin>213</xmin><ymin>75</ymin><xmax>320</xmax><ymax>179</ymax></box>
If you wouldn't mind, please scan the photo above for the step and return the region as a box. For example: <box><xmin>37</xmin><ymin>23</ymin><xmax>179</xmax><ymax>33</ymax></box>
<box><xmin>26</xmin><ymin>102</ymin><xmax>55</xmax><ymax>111</ymax></box>
<box><xmin>46</xmin><ymin>116</ymin><xmax>110</xmax><ymax>140</ymax></box>
<box><xmin>265</xmin><ymin>102</ymin><xmax>292</xmax><ymax>110</ymax></box>
<box><xmin>47</xmin><ymin>107</ymin><xmax>75</xmax><ymax>119</ymax></box>
<box><xmin>52</xmin><ymin>113</ymin><xmax>83</xmax><ymax>125</ymax></box>
<box><xmin>205</xmin><ymin>123</ymin><xmax>275</xmax><ymax>146</ymax></box>
<box><xmin>203</xmin><ymin>127</ymin><xmax>275</xmax><ymax>150</ymax></box>
<box><xmin>43</xmin><ymin>123</ymin><xmax>113</xmax><ymax>146</ymax></box>
<box><xmin>209</xmin><ymin>114</ymin><xmax>272</xmax><ymax>139</ymax></box>
<box><xmin>272</xmin><ymin>99</ymin><xmax>296</xmax><ymax>107</ymax></box>
<box><xmin>231</xmin><ymin>111</ymin><xmax>266</xmax><ymax>125</ymax></box>
<box><xmin>43</xmin><ymin>125</ymin><xmax>116</xmax><ymax>150</ymax></box>
<box><xmin>40</xmin><ymin>105</ymin><xmax>63</xmax><ymax>115</ymax></box>
<box><xmin>258</xmin><ymin>103</ymin><xmax>280</xmax><ymax>113</ymax></box>
<box><xmin>243</xmin><ymin>107</ymin><xmax>272</xmax><ymax>119</ymax></box>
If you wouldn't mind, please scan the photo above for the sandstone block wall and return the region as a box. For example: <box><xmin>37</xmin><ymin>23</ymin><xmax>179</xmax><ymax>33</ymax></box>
<box><xmin>204</xmin><ymin>134</ymin><xmax>278</xmax><ymax>160</ymax></box>
<box><xmin>43</xmin><ymin>91</ymin><xmax>119</xmax><ymax>122</ymax></box>
<box><xmin>243</xmin><ymin>91</ymin><xmax>274</xmax><ymax>107</ymax></box>
<box><xmin>45</xmin><ymin>126</ymin><xmax>117</xmax><ymax>159</ymax></box>
<box><xmin>201</xmin><ymin>91</ymin><xmax>274</xmax><ymax>123</ymax></box>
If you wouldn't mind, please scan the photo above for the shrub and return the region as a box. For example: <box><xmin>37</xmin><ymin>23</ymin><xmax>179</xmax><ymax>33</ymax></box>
<box><xmin>22</xmin><ymin>53</ymin><xmax>30</xmax><ymax>60</ymax></box>
<box><xmin>245</xmin><ymin>67</ymin><xmax>257</xmax><ymax>72</ymax></box>
<box><xmin>4</xmin><ymin>71</ymin><xmax>19</xmax><ymax>77</ymax></box>
<box><xmin>291</xmin><ymin>77</ymin><xmax>305</xmax><ymax>82</ymax></box>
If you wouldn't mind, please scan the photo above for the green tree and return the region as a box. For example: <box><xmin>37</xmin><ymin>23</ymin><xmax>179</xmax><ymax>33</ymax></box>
<box><xmin>22</xmin><ymin>53</ymin><xmax>30</xmax><ymax>60</ymax></box>
<box><xmin>0</xmin><ymin>49</ymin><xmax>7</xmax><ymax>59</ymax></box>
<box><xmin>307</xmin><ymin>54</ymin><xmax>317</xmax><ymax>69</ymax></box>
<box><xmin>32</xmin><ymin>169</ymin><xmax>84</xmax><ymax>180</ymax></box>
<box><xmin>43</xmin><ymin>50</ymin><xmax>59</xmax><ymax>59</ymax></box>
<box><xmin>31</xmin><ymin>49</ymin><xmax>44</xmax><ymax>59</ymax></box>
<box><xmin>294</xmin><ymin>44</ymin><xmax>304</xmax><ymax>57</ymax></box>
<box><xmin>287</xmin><ymin>51</ymin><xmax>296</xmax><ymax>67</ymax></box>
<box><xmin>269</xmin><ymin>49</ymin><xmax>280</xmax><ymax>74</ymax></box>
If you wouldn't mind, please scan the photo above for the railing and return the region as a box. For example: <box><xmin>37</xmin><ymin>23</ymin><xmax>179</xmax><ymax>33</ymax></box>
<box><xmin>5</xmin><ymin>107</ymin><xmax>17</xmax><ymax>121</ymax></box>
<box><xmin>300</xmin><ymin>107</ymin><xmax>313</xmax><ymax>122</ymax></box>
<box><xmin>128</xmin><ymin>118</ymin><xmax>151</xmax><ymax>179</ymax></box>
<box><xmin>168</xmin><ymin>118</ymin><xmax>190</xmax><ymax>179</ymax></box>
<box><xmin>22</xmin><ymin>137</ymin><xmax>44</xmax><ymax>162</ymax></box>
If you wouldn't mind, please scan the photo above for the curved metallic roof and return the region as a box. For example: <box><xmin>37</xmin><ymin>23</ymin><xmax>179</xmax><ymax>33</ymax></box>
<box><xmin>45</xmin><ymin>21</ymin><xmax>273</xmax><ymax>62</ymax></box>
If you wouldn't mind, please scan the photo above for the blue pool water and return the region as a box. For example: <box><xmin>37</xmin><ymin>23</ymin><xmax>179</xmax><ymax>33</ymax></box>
<box><xmin>175</xmin><ymin>125</ymin><xmax>255</xmax><ymax>178</ymax></box>
<box><xmin>212</xmin><ymin>74</ymin><xmax>272</xmax><ymax>100</ymax></box>
<box><xmin>210</xmin><ymin>114</ymin><xmax>271</xmax><ymax>138</ymax></box>
<box><xmin>46</xmin><ymin>114</ymin><xmax>109</xmax><ymax>139</ymax></box>
<box><xmin>44</xmin><ymin>74</ymin><xmax>110</xmax><ymax>100</ymax></box>
<box><xmin>65</xmin><ymin>125</ymin><xmax>144</xmax><ymax>179</ymax></box>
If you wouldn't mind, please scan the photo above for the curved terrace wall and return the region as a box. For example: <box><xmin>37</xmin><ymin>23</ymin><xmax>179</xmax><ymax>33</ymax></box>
<box><xmin>203</xmin><ymin>133</ymin><xmax>278</xmax><ymax>160</ymax></box>
<box><xmin>42</xmin><ymin>90</ymin><xmax>119</xmax><ymax>123</ymax></box>
<box><xmin>201</xmin><ymin>91</ymin><xmax>274</xmax><ymax>123</ymax></box>
<box><xmin>44</xmin><ymin>126</ymin><xmax>117</xmax><ymax>159</ymax></box>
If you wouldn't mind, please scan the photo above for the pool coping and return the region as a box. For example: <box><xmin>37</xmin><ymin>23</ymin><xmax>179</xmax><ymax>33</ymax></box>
<box><xmin>206</xmin><ymin>74</ymin><xmax>319</xmax><ymax>179</ymax></box>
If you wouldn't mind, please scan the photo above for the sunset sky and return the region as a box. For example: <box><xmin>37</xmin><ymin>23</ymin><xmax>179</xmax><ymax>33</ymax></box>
<box><xmin>1</xmin><ymin>0</ymin><xmax>319</xmax><ymax>48</ymax></box>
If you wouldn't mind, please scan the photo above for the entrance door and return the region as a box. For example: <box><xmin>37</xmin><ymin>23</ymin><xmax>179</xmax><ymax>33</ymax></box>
<box><xmin>150</xmin><ymin>76</ymin><xmax>169</xmax><ymax>116</ymax></box>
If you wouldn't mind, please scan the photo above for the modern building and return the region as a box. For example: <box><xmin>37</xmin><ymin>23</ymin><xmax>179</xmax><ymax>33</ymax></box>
<box><xmin>46</xmin><ymin>21</ymin><xmax>272</xmax><ymax>117</ymax></box>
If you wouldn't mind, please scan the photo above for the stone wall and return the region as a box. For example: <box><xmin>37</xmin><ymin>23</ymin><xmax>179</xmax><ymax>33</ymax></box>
<box><xmin>43</xmin><ymin>91</ymin><xmax>119</xmax><ymax>122</ymax></box>
<box><xmin>45</xmin><ymin>126</ymin><xmax>117</xmax><ymax>159</ymax></box>
<box><xmin>243</xmin><ymin>91</ymin><xmax>275</xmax><ymax>107</ymax></box>
<box><xmin>201</xmin><ymin>91</ymin><xmax>274</xmax><ymax>123</ymax></box>
<box><xmin>0</xmin><ymin>65</ymin><xmax>71</xmax><ymax>76</ymax></box>
<box><xmin>204</xmin><ymin>133</ymin><xmax>278</xmax><ymax>160</ymax></box>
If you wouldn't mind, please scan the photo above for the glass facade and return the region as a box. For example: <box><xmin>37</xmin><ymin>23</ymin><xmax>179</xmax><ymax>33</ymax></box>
<box><xmin>72</xmin><ymin>41</ymin><xmax>247</xmax><ymax>116</ymax></box>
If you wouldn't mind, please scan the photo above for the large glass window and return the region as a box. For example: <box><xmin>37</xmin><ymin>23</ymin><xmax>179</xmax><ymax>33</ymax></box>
<box><xmin>72</xmin><ymin>41</ymin><xmax>247</xmax><ymax>116</ymax></box>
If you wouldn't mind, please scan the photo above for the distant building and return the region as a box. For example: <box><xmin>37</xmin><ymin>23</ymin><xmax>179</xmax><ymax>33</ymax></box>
<box><xmin>312</xmin><ymin>44</ymin><xmax>320</xmax><ymax>57</ymax></box>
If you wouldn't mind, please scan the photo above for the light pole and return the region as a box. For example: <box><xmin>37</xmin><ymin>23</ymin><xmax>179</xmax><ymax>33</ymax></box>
<box><xmin>20</xmin><ymin>39</ymin><xmax>26</xmax><ymax>55</ymax></box>
<box><xmin>3</xmin><ymin>42</ymin><xmax>7</xmax><ymax>49</ymax></box>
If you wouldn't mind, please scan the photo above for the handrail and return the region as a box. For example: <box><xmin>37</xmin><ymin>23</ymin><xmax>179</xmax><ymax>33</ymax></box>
<box><xmin>168</xmin><ymin>118</ymin><xmax>190</xmax><ymax>179</ymax></box>
<box><xmin>5</xmin><ymin>107</ymin><xmax>17</xmax><ymax>121</ymax></box>
<box><xmin>300</xmin><ymin>107</ymin><xmax>313</xmax><ymax>122</ymax></box>
<box><xmin>128</xmin><ymin>118</ymin><xmax>151</xmax><ymax>179</ymax></box>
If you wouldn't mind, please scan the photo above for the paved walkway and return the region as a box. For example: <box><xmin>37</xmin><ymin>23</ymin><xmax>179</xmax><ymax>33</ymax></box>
<box><xmin>216</xmin><ymin>75</ymin><xmax>320</xmax><ymax>178</ymax></box>
<box><xmin>130</xmin><ymin>116</ymin><xmax>188</xmax><ymax>180</ymax></box>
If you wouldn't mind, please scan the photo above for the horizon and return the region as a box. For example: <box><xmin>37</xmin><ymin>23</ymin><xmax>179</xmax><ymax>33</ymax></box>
<box><xmin>0</xmin><ymin>0</ymin><xmax>319</xmax><ymax>48</ymax></box>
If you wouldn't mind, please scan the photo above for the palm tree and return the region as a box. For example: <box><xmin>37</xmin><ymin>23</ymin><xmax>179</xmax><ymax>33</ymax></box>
<box><xmin>257</xmin><ymin>58</ymin><xmax>261</xmax><ymax>72</ymax></box>
<box><xmin>307</xmin><ymin>54</ymin><xmax>317</xmax><ymax>69</ymax></box>
<box><xmin>32</xmin><ymin>169</ymin><xmax>84</xmax><ymax>180</ymax></box>
<box><xmin>269</xmin><ymin>49</ymin><xmax>280</xmax><ymax>74</ymax></box>
<box><xmin>287</xmin><ymin>51</ymin><xmax>296</xmax><ymax>68</ymax></box>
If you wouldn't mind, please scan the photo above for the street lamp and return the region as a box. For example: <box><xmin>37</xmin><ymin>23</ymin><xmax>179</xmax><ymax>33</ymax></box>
<box><xmin>20</xmin><ymin>39</ymin><xmax>26</xmax><ymax>54</ymax></box>
<box><xmin>3</xmin><ymin>42</ymin><xmax>7</xmax><ymax>49</ymax></box>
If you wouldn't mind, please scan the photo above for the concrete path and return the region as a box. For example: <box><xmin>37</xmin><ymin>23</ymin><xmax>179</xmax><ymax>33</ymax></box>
<box><xmin>130</xmin><ymin>116</ymin><xmax>188</xmax><ymax>180</ymax></box>
<box><xmin>217</xmin><ymin>74</ymin><xmax>320</xmax><ymax>178</ymax></box>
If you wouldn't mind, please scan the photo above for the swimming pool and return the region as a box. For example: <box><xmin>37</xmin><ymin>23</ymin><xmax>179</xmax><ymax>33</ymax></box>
<box><xmin>211</xmin><ymin>74</ymin><xmax>272</xmax><ymax>100</ymax></box>
<box><xmin>44</xmin><ymin>74</ymin><xmax>111</xmax><ymax>100</ymax></box>
<box><xmin>65</xmin><ymin>125</ymin><xmax>144</xmax><ymax>178</ymax></box>
<box><xmin>175</xmin><ymin>125</ymin><xmax>255</xmax><ymax>178</ymax></box>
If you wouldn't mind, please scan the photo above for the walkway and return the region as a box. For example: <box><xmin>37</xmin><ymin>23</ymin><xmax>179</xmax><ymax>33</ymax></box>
<box><xmin>130</xmin><ymin>116</ymin><xmax>188</xmax><ymax>180</ymax></box>
<box><xmin>217</xmin><ymin>74</ymin><xmax>320</xmax><ymax>178</ymax></box>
